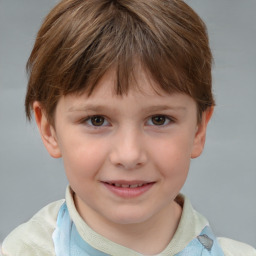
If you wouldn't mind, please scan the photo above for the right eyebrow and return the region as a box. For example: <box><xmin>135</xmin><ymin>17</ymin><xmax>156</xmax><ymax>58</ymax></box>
<box><xmin>67</xmin><ymin>104</ymin><xmax>115</xmax><ymax>113</ymax></box>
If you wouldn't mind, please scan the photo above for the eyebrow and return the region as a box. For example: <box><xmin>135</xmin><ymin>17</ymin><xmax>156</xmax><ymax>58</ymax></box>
<box><xmin>141</xmin><ymin>105</ymin><xmax>186</xmax><ymax>112</ymax></box>
<box><xmin>68</xmin><ymin>104</ymin><xmax>109</xmax><ymax>113</ymax></box>
<box><xmin>68</xmin><ymin>104</ymin><xmax>186</xmax><ymax>113</ymax></box>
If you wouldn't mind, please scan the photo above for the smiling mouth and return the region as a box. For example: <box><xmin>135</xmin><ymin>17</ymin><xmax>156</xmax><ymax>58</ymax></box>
<box><xmin>104</xmin><ymin>181</ymin><xmax>155</xmax><ymax>189</ymax></box>
<box><xmin>102</xmin><ymin>181</ymin><xmax>155</xmax><ymax>198</ymax></box>
<box><xmin>106</xmin><ymin>183</ymin><xmax>147</xmax><ymax>188</ymax></box>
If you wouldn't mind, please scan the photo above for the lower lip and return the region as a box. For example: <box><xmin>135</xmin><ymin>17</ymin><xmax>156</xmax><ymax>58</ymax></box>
<box><xmin>103</xmin><ymin>182</ymin><xmax>154</xmax><ymax>198</ymax></box>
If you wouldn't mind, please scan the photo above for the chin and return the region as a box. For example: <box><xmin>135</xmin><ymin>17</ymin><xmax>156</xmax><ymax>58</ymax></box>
<box><xmin>107</xmin><ymin>208</ymin><xmax>153</xmax><ymax>225</ymax></box>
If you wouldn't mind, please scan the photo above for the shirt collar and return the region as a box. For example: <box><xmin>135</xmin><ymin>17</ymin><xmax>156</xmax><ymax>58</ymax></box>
<box><xmin>65</xmin><ymin>186</ymin><xmax>208</xmax><ymax>256</ymax></box>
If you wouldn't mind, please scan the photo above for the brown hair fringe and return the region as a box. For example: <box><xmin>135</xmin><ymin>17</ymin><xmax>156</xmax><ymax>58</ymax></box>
<box><xmin>25</xmin><ymin>0</ymin><xmax>214</xmax><ymax>124</ymax></box>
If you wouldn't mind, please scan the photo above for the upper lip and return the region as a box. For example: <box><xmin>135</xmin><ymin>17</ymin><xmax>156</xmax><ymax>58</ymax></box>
<box><xmin>102</xmin><ymin>180</ymin><xmax>154</xmax><ymax>186</ymax></box>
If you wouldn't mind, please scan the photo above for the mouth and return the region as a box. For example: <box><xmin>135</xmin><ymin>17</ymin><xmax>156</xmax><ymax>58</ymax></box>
<box><xmin>105</xmin><ymin>182</ymin><xmax>149</xmax><ymax>188</ymax></box>
<box><xmin>102</xmin><ymin>181</ymin><xmax>155</xmax><ymax>198</ymax></box>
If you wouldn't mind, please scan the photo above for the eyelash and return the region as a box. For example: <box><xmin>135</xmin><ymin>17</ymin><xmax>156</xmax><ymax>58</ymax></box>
<box><xmin>81</xmin><ymin>115</ymin><xmax>174</xmax><ymax>128</ymax></box>
<box><xmin>82</xmin><ymin>115</ymin><xmax>110</xmax><ymax>128</ymax></box>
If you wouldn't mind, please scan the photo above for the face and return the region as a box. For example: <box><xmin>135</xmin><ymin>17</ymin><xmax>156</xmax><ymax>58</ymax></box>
<box><xmin>34</xmin><ymin>69</ymin><xmax>212</xmax><ymax>231</ymax></box>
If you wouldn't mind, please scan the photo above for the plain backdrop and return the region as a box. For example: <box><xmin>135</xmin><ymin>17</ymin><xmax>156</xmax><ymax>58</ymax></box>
<box><xmin>0</xmin><ymin>0</ymin><xmax>255</xmax><ymax>246</ymax></box>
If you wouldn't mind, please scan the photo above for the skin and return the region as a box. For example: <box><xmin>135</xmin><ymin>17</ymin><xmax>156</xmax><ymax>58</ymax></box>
<box><xmin>33</xmin><ymin>68</ymin><xmax>213</xmax><ymax>254</ymax></box>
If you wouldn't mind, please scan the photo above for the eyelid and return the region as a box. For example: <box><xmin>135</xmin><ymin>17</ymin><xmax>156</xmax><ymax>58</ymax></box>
<box><xmin>146</xmin><ymin>115</ymin><xmax>175</xmax><ymax>126</ymax></box>
<box><xmin>81</xmin><ymin>115</ymin><xmax>110</xmax><ymax>127</ymax></box>
<box><xmin>78</xmin><ymin>114</ymin><xmax>175</xmax><ymax>128</ymax></box>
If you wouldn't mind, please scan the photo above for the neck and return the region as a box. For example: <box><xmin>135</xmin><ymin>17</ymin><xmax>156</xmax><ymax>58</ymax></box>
<box><xmin>74</xmin><ymin>194</ymin><xmax>182</xmax><ymax>255</ymax></box>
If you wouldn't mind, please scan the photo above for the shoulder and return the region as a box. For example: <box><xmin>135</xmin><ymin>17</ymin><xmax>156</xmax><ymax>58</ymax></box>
<box><xmin>218</xmin><ymin>237</ymin><xmax>256</xmax><ymax>256</ymax></box>
<box><xmin>1</xmin><ymin>199</ymin><xmax>64</xmax><ymax>256</ymax></box>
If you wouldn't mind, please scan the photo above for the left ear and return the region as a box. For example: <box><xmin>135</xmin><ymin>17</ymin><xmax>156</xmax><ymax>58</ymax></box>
<box><xmin>191</xmin><ymin>107</ymin><xmax>214</xmax><ymax>159</ymax></box>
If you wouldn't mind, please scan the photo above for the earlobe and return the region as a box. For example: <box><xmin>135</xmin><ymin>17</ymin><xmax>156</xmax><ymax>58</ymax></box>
<box><xmin>33</xmin><ymin>102</ymin><xmax>61</xmax><ymax>158</ymax></box>
<box><xmin>191</xmin><ymin>107</ymin><xmax>214</xmax><ymax>159</ymax></box>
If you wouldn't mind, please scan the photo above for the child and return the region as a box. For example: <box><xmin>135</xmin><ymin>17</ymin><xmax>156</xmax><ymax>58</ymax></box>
<box><xmin>2</xmin><ymin>0</ymin><xmax>255</xmax><ymax>255</ymax></box>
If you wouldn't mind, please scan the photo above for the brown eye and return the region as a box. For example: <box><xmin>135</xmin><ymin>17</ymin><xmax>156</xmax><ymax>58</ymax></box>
<box><xmin>90</xmin><ymin>116</ymin><xmax>105</xmax><ymax>126</ymax></box>
<box><xmin>151</xmin><ymin>115</ymin><xmax>167</xmax><ymax>125</ymax></box>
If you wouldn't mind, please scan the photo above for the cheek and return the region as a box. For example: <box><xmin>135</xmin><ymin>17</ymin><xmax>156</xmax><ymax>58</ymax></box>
<box><xmin>153</xmin><ymin>139</ymin><xmax>191</xmax><ymax>197</ymax></box>
<box><xmin>151</xmin><ymin>135</ymin><xmax>193</xmax><ymax>177</ymax></box>
<box><xmin>59</xmin><ymin>134</ymin><xmax>109</xmax><ymax>179</ymax></box>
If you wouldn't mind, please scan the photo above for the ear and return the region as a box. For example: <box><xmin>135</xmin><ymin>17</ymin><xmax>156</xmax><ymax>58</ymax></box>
<box><xmin>33</xmin><ymin>102</ymin><xmax>62</xmax><ymax>158</ymax></box>
<box><xmin>191</xmin><ymin>107</ymin><xmax>214</xmax><ymax>159</ymax></box>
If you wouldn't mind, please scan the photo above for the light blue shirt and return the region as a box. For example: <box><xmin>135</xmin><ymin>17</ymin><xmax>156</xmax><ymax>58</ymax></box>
<box><xmin>52</xmin><ymin>203</ymin><xmax>225</xmax><ymax>256</ymax></box>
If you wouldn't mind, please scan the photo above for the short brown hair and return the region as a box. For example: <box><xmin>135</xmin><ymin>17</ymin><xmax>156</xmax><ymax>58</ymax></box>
<box><xmin>25</xmin><ymin>0</ymin><xmax>214</xmax><ymax>124</ymax></box>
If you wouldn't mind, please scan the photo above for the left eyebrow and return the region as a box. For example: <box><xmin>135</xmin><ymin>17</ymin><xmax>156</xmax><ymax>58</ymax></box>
<box><xmin>140</xmin><ymin>105</ymin><xmax>187</xmax><ymax>112</ymax></box>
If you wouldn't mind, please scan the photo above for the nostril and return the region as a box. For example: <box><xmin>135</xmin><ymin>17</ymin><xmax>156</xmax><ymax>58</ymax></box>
<box><xmin>109</xmin><ymin>150</ymin><xmax>147</xmax><ymax>170</ymax></box>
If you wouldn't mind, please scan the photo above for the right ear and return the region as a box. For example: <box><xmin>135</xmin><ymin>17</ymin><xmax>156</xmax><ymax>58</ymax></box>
<box><xmin>33</xmin><ymin>102</ymin><xmax>62</xmax><ymax>158</ymax></box>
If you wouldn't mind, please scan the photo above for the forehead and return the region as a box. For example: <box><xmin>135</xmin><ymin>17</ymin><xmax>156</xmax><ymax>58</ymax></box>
<box><xmin>86</xmin><ymin>66</ymin><xmax>168</xmax><ymax>98</ymax></box>
<box><xmin>58</xmin><ymin>68</ymin><xmax>197</xmax><ymax>115</ymax></box>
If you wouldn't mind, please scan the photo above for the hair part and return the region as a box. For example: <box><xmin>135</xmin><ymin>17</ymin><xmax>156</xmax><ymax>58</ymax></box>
<box><xmin>25</xmin><ymin>0</ymin><xmax>214</xmax><ymax>125</ymax></box>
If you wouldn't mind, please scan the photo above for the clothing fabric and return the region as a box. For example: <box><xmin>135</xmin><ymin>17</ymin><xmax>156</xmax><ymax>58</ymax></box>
<box><xmin>2</xmin><ymin>186</ymin><xmax>256</xmax><ymax>256</ymax></box>
<box><xmin>53</xmin><ymin>202</ymin><xmax>225</xmax><ymax>256</ymax></box>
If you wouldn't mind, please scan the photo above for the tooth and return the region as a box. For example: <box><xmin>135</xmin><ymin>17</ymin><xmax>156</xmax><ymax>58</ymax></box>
<box><xmin>111</xmin><ymin>183</ymin><xmax>147</xmax><ymax>188</ymax></box>
<box><xmin>121</xmin><ymin>184</ymin><xmax>130</xmax><ymax>188</ymax></box>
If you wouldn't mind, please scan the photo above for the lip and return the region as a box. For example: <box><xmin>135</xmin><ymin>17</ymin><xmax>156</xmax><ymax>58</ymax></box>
<box><xmin>102</xmin><ymin>180</ymin><xmax>155</xmax><ymax>198</ymax></box>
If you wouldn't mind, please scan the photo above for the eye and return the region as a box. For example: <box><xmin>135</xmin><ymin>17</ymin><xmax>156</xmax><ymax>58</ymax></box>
<box><xmin>85</xmin><ymin>115</ymin><xmax>109</xmax><ymax>127</ymax></box>
<box><xmin>147</xmin><ymin>115</ymin><xmax>172</xmax><ymax>126</ymax></box>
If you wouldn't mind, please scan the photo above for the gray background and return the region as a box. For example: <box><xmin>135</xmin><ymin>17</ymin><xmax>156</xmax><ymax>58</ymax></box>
<box><xmin>0</xmin><ymin>0</ymin><xmax>255</xmax><ymax>247</ymax></box>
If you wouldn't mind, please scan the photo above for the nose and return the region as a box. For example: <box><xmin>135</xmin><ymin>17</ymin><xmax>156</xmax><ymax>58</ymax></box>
<box><xmin>109</xmin><ymin>128</ymin><xmax>147</xmax><ymax>170</ymax></box>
